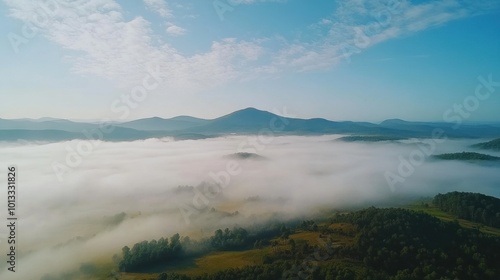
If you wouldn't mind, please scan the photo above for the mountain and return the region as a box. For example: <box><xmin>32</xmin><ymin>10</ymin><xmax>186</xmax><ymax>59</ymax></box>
<box><xmin>380</xmin><ymin>118</ymin><xmax>500</xmax><ymax>138</ymax></box>
<box><xmin>1</xmin><ymin>108</ymin><xmax>500</xmax><ymax>142</ymax></box>
<box><xmin>0</xmin><ymin>129</ymin><xmax>80</xmax><ymax>141</ymax></box>
<box><xmin>0</xmin><ymin>118</ymin><xmax>98</xmax><ymax>132</ymax></box>
<box><xmin>181</xmin><ymin>108</ymin><xmax>499</xmax><ymax>137</ymax></box>
<box><xmin>181</xmin><ymin>107</ymin><xmax>283</xmax><ymax>133</ymax></box>
<box><xmin>119</xmin><ymin>116</ymin><xmax>208</xmax><ymax>131</ymax></box>
<box><xmin>0</xmin><ymin>127</ymin><xmax>171</xmax><ymax>142</ymax></box>
<box><xmin>178</xmin><ymin>107</ymin><xmax>406</xmax><ymax>136</ymax></box>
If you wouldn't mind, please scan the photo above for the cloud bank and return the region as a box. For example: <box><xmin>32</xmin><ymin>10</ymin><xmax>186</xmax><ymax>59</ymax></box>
<box><xmin>0</xmin><ymin>135</ymin><xmax>499</xmax><ymax>279</ymax></box>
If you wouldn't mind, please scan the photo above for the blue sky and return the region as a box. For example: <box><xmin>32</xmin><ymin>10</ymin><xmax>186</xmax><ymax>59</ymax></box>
<box><xmin>0</xmin><ymin>0</ymin><xmax>499</xmax><ymax>122</ymax></box>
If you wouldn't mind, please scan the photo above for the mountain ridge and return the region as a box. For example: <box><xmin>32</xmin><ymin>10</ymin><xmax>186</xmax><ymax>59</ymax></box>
<box><xmin>1</xmin><ymin>107</ymin><xmax>499</xmax><ymax>141</ymax></box>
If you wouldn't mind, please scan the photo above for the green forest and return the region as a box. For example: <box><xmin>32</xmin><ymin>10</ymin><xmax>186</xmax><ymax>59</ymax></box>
<box><xmin>433</xmin><ymin>192</ymin><xmax>500</xmax><ymax>228</ymax></box>
<box><xmin>102</xmin><ymin>192</ymin><xmax>500</xmax><ymax>280</ymax></box>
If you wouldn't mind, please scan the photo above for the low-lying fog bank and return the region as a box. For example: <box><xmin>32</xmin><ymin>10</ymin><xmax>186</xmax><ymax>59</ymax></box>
<box><xmin>0</xmin><ymin>135</ymin><xmax>499</xmax><ymax>279</ymax></box>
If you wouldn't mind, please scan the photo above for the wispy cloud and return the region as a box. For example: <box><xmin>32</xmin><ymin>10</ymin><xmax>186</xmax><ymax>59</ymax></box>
<box><xmin>143</xmin><ymin>0</ymin><xmax>172</xmax><ymax>18</ymax></box>
<box><xmin>3</xmin><ymin>0</ymin><xmax>262</xmax><ymax>91</ymax></box>
<box><xmin>274</xmin><ymin>0</ymin><xmax>497</xmax><ymax>72</ymax></box>
<box><xmin>2</xmin><ymin>0</ymin><xmax>498</xmax><ymax>91</ymax></box>
<box><xmin>166</xmin><ymin>22</ymin><xmax>186</xmax><ymax>36</ymax></box>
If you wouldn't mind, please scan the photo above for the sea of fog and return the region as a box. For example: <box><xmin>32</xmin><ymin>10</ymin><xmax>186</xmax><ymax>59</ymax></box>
<box><xmin>0</xmin><ymin>135</ymin><xmax>499</xmax><ymax>279</ymax></box>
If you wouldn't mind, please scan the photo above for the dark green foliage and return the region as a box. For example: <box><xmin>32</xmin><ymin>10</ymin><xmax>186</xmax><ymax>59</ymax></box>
<box><xmin>119</xmin><ymin>234</ymin><xmax>191</xmax><ymax>272</ymax></box>
<box><xmin>472</xmin><ymin>138</ymin><xmax>500</xmax><ymax>151</ymax></box>
<box><xmin>152</xmin><ymin>262</ymin><xmax>382</xmax><ymax>280</ymax></box>
<box><xmin>331</xmin><ymin>207</ymin><xmax>500</xmax><ymax>279</ymax></box>
<box><xmin>433</xmin><ymin>152</ymin><xmax>500</xmax><ymax>161</ymax></box>
<box><xmin>298</xmin><ymin>220</ymin><xmax>318</xmax><ymax>231</ymax></box>
<box><xmin>157</xmin><ymin>272</ymin><xmax>191</xmax><ymax>280</ymax></box>
<box><xmin>434</xmin><ymin>192</ymin><xmax>500</xmax><ymax>228</ymax></box>
<box><xmin>117</xmin><ymin>225</ymin><xmax>291</xmax><ymax>272</ymax></box>
<box><xmin>209</xmin><ymin>227</ymin><xmax>250</xmax><ymax>250</ymax></box>
<box><xmin>118</xmin><ymin>208</ymin><xmax>500</xmax><ymax>280</ymax></box>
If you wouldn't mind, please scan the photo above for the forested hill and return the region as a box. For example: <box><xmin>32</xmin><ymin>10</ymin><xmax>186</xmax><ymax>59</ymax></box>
<box><xmin>108</xmin><ymin>207</ymin><xmax>500</xmax><ymax>280</ymax></box>
<box><xmin>472</xmin><ymin>138</ymin><xmax>500</xmax><ymax>150</ymax></box>
<box><xmin>433</xmin><ymin>192</ymin><xmax>500</xmax><ymax>228</ymax></box>
<box><xmin>433</xmin><ymin>152</ymin><xmax>500</xmax><ymax>161</ymax></box>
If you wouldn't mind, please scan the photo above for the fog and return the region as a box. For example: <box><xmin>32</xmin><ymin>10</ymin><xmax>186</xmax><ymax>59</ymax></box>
<box><xmin>0</xmin><ymin>135</ymin><xmax>499</xmax><ymax>279</ymax></box>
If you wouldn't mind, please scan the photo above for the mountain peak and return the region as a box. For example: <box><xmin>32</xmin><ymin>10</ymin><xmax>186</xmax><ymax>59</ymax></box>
<box><xmin>145</xmin><ymin>117</ymin><xmax>166</xmax><ymax>121</ymax></box>
<box><xmin>235</xmin><ymin>107</ymin><xmax>263</xmax><ymax>113</ymax></box>
<box><xmin>380</xmin><ymin>118</ymin><xmax>408</xmax><ymax>125</ymax></box>
<box><xmin>219</xmin><ymin>107</ymin><xmax>276</xmax><ymax>120</ymax></box>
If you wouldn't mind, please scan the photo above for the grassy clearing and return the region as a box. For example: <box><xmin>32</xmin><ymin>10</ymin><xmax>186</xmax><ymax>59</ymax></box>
<box><xmin>289</xmin><ymin>231</ymin><xmax>322</xmax><ymax>245</ymax></box>
<box><xmin>171</xmin><ymin>248</ymin><xmax>270</xmax><ymax>277</ymax></box>
<box><xmin>119</xmin><ymin>230</ymin><xmax>354</xmax><ymax>278</ymax></box>
<box><xmin>404</xmin><ymin>203</ymin><xmax>500</xmax><ymax>237</ymax></box>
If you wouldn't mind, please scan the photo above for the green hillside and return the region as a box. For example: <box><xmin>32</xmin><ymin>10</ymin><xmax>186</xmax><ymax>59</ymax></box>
<box><xmin>472</xmin><ymin>138</ymin><xmax>500</xmax><ymax>151</ymax></box>
<box><xmin>433</xmin><ymin>152</ymin><xmax>500</xmax><ymax>161</ymax></box>
<box><xmin>53</xmin><ymin>193</ymin><xmax>500</xmax><ymax>280</ymax></box>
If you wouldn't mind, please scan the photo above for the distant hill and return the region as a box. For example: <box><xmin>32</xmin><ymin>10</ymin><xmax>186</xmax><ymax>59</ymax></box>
<box><xmin>174</xmin><ymin>108</ymin><xmax>450</xmax><ymax>136</ymax></box>
<box><xmin>1</xmin><ymin>108</ymin><xmax>500</xmax><ymax>141</ymax></box>
<box><xmin>433</xmin><ymin>152</ymin><xmax>500</xmax><ymax>161</ymax></box>
<box><xmin>189</xmin><ymin>108</ymin><xmax>279</xmax><ymax>133</ymax></box>
<box><xmin>0</xmin><ymin>129</ymin><xmax>80</xmax><ymax>141</ymax></box>
<box><xmin>472</xmin><ymin>138</ymin><xmax>500</xmax><ymax>151</ymax></box>
<box><xmin>380</xmin><ymin>118</ymin><xmax>500</xmax><ymax>138</ymax></box>
<box><xmin>119</xmin><ymin>116</ymin><xmax>209</xmax><ymax>131</ymax></box>
<box><xmin>0</xmin><ymin>118</ymin><xmax>99</xmax><ymax>132</ymax></box>
<box><xmin>0</xmin><ymin>127</ymin><xmax>171</xmax><ymax>142</ymax></box>
<box><xmin>223</xmin><ymin>152</ymin><xmax>267</xmax><ymax>160</ymax></box>
<box><xmin>337</xmin><ymin>135</ymin><xmax>407</xmax><ymax>142</ymax></box>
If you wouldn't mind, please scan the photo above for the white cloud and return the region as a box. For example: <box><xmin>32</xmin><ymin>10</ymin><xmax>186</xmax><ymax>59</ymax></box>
<box><xmin>2</xmin><ymin>0</ymin><xmax>498</xmax><ymax>92</ymax></box>
<box><xmin>143</xmin><ymin>0</ymin><xmax>172</xmax><ymax>18</ymax></box>
<box><xmin>166</xmin><ymin>23</ymin><xmax>186</xmax><ymax>36</ymax></box>
<box><xmin>3</xmin><ymin>0</ymin><xmax>263</xmax><ymax>91</ymax></box>
<box><xmin>271</xmin><ymin>0</ymin><xmax>498</xmax><ymax>72</ymax></box>
<box><xmin>319</xmin><ymin>18</ymin><xmax>332</xmax><ymax>25</ymax></box>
